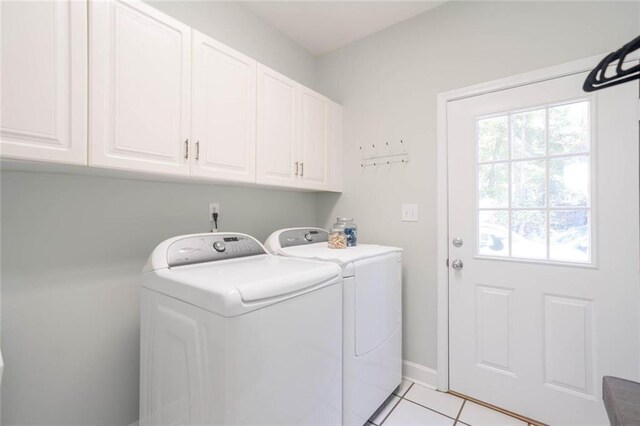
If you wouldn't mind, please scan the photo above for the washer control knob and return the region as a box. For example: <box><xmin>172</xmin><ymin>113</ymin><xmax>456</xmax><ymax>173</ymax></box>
<box><xmin>213</xmin><ymin>241</ymin><xmax>226</xmax><ymax>253</ymax></box>
<box><xmin>304</xmin><ymin>233</ymin><xmax>313</xmax><ymax>242</ymax></box>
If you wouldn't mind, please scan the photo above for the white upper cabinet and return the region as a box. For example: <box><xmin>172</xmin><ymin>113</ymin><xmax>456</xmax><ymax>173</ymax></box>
<box><xmin>1</xmin><ymin>0</ymin><xmax>87</xmax><ymax>164</ymax></box>
<box><xmin>89</xmin><ymin>0</ymin><xmax>191</xmax><ymax>176</ymax></box>
<box><xmin>298</xmin><ymin>87</ymin><xmax>328</xmax><ymax>190</ymax></box>
<box><xmin>256</xmin><ymin>66</ymin><xmax>337</xmax><ymax>191</ymax></box>
<box><xmin>191</xmin><ymin>31</ymin><xmax>257</xmax><ymax>182</ymax></box>
<box><xmin>1</xmin><ymin>0</ymin><xmax>342</xmax><ymax>191</ymax></box>
<box><xmin>256</xmin><ymin>65</ymin><xmax>299</xmax><ymax>188</ymax></box>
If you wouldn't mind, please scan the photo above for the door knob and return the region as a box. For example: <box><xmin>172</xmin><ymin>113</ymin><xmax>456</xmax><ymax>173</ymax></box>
<box><xmin>451</xmin><ymin>259</ymin><xmax>463</xmax><ymax>270</ymax></box>
<box><xmin>452</xmin><ymin>237</ymin><xmax>463</xmax><ymax>247</ymax></box>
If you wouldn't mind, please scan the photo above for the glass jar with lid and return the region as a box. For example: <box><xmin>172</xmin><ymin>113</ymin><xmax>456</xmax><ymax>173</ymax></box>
<box><xmin>328</xmin><ymin>223</ymin><xmax>347</xmax><ymax>249</ymax></box>
<box><xmin>335</xmin><ymin>217</ymin><xmax>357</xmax><ymax>247</ymax></box>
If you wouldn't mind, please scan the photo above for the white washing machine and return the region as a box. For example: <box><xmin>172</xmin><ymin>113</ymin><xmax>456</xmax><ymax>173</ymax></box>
<box><xmin>140</xmin><ymin>232</ymin><xmax>343</xmax><ymax>426</ymax></box>
<box><xmin>265</xmin><ymin>228</ymin><xmax>403</xmax><ymax>426</ymax></box>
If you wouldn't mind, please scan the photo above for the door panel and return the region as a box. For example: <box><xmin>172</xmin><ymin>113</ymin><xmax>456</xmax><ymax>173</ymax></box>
<box><xmin>299</xmin><ymin>87</ymin><xmax>328</xmax><ymax>190</ymax></box>
<box><xmin>543</xmin><ymin>294</ymin><xmax>594</xmax><ymax>397</ymax></box>
<box><xmin>475</xmin><ymin>285</ymin><xmax>514</xmax><ymax>375</ymax></box>
<box><xmin>191</xmin><ymin>31</ymin><xmax>257</xmax><ymax>182</ymax></box>
<box><xmin>448</xmin><ymin>71</ymin><xmax>639</xmax><ymax>425</ymax></box>
<box><xmin>256</xmin><ymin>65</ymin><xmax>298</xmax><ymax>187</ymax></box>
<box><xmin>1</xmin><ymin>0</ymin><xmax>87</xmax><ymax>164</ymax></box>
<box><xmin>90</xmin><ymin>0</ymin><xmax>191</xmax><ymax>175</ymax></box>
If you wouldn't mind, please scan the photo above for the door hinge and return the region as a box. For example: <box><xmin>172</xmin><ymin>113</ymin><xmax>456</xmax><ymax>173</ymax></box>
<box><xmin>295</xmin><ymin>161</ymin><xmax>299</xmax><ymax>176</ymax></box>
<box><xmin>184</xmin><ymin>139</ymin><xmax>189</xmax><ymax>159</ymax></box>
<box><xmin>195</xmin><ymin>140</ymin><xmax>200</xmax><ymax>161</ymax></box>
<box><xmin>446</xmin><ymin>258</ymin><xmax>449</xmax><ymax>267</ymax></box>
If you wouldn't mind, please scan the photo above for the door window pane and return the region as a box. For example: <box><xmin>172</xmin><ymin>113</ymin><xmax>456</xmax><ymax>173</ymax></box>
<box><xmin>478</xmin><ymin>116</ymin><xmax>508</xmax><ymax>162</ymax></box>
<box><xmin>512</xmin><ymin>160</ymin><xmax>546</xmax><ymax>208</ymax></box>
<box><xmin>549</xmin><ymin>102</ymin><xmax>589</xmax><ymax>155</ymax></box>
<box><xmin>479</xmin><ymin>163</ymin><xmax>509</xmax><ymax>208</ymax></box>
<box><xmin>479</xmin><ymin>211</ymin><xmax>509</xmax><ymax>257</ymax></box>
<box><xmin>511</xmin><ymin>210</ymin><xmax>547</xmax><ymax>259</ymax></box>
<box><xmin>550</xmin><ymin>210</ymin><xmax>590</xmax><ymax>262</ymax></box>
<box><xmin>549</xmin><ymin>156</ymin><xmax>589</xmax><ymax>207</ymax></box>
<box><xmin>511</xmin><ymin>109</ymin><xmax>545</xmax><ymax>159</ymax></box>
<box><xmin>476</xmin><ymin>100</ymin><xmax>592</xmax><ymax>264</ymax></box>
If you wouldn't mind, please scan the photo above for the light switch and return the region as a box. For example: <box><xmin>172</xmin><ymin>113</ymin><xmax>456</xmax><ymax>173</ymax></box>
<box><xmin>401</xmin><ymin>204</ymin><xmax>418</xmax><ymax>222</ymax></box>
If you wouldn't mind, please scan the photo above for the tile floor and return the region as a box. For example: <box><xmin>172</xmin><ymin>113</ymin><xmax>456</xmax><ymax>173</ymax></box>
<box><xmin>368</xmin><ymin>380</ymin><xmax>535</xmax><ymax>426</ymax></box>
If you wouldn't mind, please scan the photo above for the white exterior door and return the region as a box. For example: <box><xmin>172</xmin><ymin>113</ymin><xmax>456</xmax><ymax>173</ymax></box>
<box><xmin>191</xmin><ymin>31</ymin><xmax>257</xmax><ymax>183</ymax></box>
<box><xmin>90</xmin><ymin>0</ymin><xmax>191</xmax><ymax>176</ymax></box>
<box><xmin>256</xmin><ymin>65</ymin><xmax>299</xmax><ymax>187</ymax></box>
<box><xmin>448</xmin><ymin>72</ymin><xmax>639</xmax><ymax>424</ymax></box>
<box><xmin>298</xmin><ymin>87</ymin><xmax>328</xmax><ymax>190</ymax></box>
<box><xmin>1</xmin><ymin>0</ymin><xmax>87</xmax><ymax>164</ymax></box>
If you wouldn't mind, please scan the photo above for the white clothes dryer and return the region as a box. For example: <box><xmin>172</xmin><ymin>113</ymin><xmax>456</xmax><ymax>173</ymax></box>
<box><xmin>265</xmin><ymin>228</ymin><xmax>403</xmax><ymax>426</ymax></box>
<box><xmin>140</xmin><ymin>232</ymin><xmax>343</xmax><ymax>426</ymax></box>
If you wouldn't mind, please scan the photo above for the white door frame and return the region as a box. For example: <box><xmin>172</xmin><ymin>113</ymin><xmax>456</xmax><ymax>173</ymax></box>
<box><xmin>436</xmin><ymin>52</ymin><xmax>640</xmax><ymax>391</ymax></box>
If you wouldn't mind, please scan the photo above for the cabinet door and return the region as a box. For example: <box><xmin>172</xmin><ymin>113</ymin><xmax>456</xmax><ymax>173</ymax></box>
<box><xmin>1</xmin><ymin>0</ymin><xmax>87</xmax><ymax>164</ymax></box>
<box><xmin>90</xmin><ymin>0</ymin><xmax>191</xmax><ymax>176</ymax></box>
<box><xmin>256</xmin><ymin>65</ymin><xmax>298</xmax><ymax>187</ymax></box>
<box><xmin>191</xmin><ymin>31</ymin><xmax>256</xmax><ymax>182</ymax></box>
<box><xmin>298</xmin><ymin>87</ymin><xmax>328</xmax><ymax>190</ymax></box>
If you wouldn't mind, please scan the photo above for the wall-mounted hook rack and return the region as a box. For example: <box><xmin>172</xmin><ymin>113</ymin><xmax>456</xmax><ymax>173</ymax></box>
<box><xmin>360</xmin><ymin>139</ymin><xmax>409</xmax><ymax>168</ymax></box>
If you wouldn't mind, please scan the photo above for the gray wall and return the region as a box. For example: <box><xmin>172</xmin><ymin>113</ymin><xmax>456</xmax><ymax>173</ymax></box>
<box><xmin>315</xmin><ymin>1</ymin><xmax>640</xmax><ymax>372</ymax></box>
<box><xmin>0</xmin><ymin>2</ymin><xmax>319</xmax><ymax>425</ymax></box>
<box><xmin>1</xmin><ymin>172</ymin><xmax>318</xmax><ymax>425</ymax></box>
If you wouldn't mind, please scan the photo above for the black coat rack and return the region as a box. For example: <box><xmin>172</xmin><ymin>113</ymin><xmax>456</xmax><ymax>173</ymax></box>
<box><xmin>583</xmin><ymin>35</ymin><xmax>640</xmax><ymax>92</ymax></box>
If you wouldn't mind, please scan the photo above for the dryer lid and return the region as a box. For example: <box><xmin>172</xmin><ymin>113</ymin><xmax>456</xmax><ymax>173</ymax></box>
<box><xmin>271</xmin><ymin>242</ymin><xmax>402</xmax><ymax>265</ymax></box>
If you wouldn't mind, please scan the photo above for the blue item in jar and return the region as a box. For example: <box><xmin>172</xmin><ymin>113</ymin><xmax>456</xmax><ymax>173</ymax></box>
<box><xmin>344</xmin><ymin>227</ymin><xmax>357</xmax><ymax>246</ymax></box>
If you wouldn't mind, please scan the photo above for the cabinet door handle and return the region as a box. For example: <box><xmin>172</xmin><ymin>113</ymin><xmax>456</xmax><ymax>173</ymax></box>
<box><xmin>300</xmin><ymin>162</ymin><xmax>304</xmax><ymax>177</ymax></box>
<box><xmin>184</xmin><ymin>139</ymin><xmax>189</xmax><ymax>159</ymax></box>
<box><xmin>195</xmin><ymin>141</ymin><xmax>200</xmax><ymax>161</ymax></box>
<box><xmin>295</xmin><ymin>161</ymin><xmax>299</xmax><ymax>176</ymax></box>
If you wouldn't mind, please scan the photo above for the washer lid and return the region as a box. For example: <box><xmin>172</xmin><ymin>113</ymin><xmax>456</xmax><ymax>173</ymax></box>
<box><xmin>143</xmin><ymin>252</ymin><xmax>342</xmax><ymax>317</ymax></box>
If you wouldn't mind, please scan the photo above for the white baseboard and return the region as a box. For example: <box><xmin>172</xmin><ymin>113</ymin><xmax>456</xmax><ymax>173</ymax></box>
<box><xmin>402</xmin><ymin>360</ymin><xmax>438</xmax><ymax>389</ymax></box>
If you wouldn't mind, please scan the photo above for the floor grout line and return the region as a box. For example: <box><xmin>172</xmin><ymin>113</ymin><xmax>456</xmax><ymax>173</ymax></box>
<box><xmin>378</xmin><ymin>395</ymin><xmax>403</xmax><ymax>426</ymax></box>
<box><xmin>396</xmin><ymin>381</ymin><xmax>464</xmax><ymax>423</ymax></box>
<box><xmin>449</xmin><ymin>390</ymin><xmax>541</xmax><ymax>425</ymax></box>
<box><xmin>401</xmin><ymin>382</ymin><xmax>415</xmax><ymax>397</ymax></box>
<box><xmin>453</xmin><ymin>399</ymin><xmax>466</xmax><ymax>425</ymax></box>
<box><xmin>400</xmin><ymin>397</ymin><xmax>461</xmax><ymax>422</ymax></box>
<box><xmin>379</xmin><ymin>381</ymin><xmax>533</xmax><ymax>426</ymax></box>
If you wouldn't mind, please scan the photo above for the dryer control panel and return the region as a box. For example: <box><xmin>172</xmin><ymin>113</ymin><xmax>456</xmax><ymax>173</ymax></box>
<box><xmin>278</xmin><ymin>228</ymin><xmax>329</xmax><ymax>248</ymax></box>
<box><xmin>167</xmin><ymin>234</ymin><xmax>266</xmax><ymax>267</ymax></box>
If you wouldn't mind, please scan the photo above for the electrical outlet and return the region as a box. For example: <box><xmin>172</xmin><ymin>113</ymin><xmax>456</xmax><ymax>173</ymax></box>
<box><xmin>208</xmin><ymin>202</ymin><xmax>220</xmax><ymax>219</ymax></box>
<box><xmin>401</xmin><ymin>204</ymin><xmax>418</xmax><ymax>222</ymax></box>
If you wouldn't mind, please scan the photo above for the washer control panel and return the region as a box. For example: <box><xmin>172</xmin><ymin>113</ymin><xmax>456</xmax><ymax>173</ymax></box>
<box><xmin>278</xmin><ymin>228</ymin><xmax>329</xmax><ymax>248</ymax></box>
<box><xmin>167</xmin><ymin>234</ymin><xmax>266</xmax><ymax>267</ymax></box>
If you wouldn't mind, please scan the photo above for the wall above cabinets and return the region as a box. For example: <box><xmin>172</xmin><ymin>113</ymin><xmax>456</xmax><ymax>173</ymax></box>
<box><xmin>0</xmin><ymin>0</ymin><xmax>343</xmax><ymax>193</ymax></box>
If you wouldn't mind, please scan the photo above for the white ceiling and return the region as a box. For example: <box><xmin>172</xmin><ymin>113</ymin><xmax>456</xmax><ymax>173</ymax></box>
<box><xmin>240</xmin><ymin>1</ymin><xmax>447</xmax><ymax>56</ymax></box>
